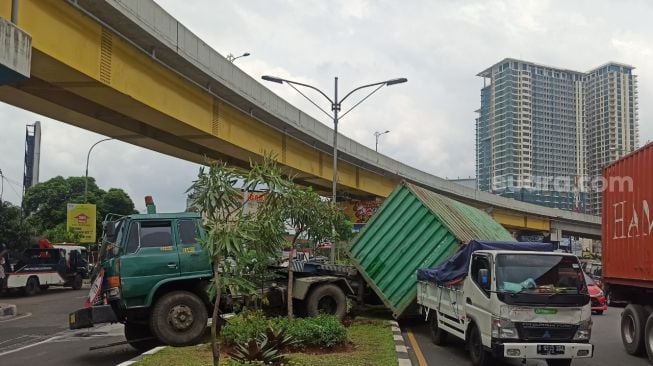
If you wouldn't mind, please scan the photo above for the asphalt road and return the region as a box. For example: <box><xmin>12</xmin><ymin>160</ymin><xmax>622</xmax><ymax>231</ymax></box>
<box><xmin>0</xmin><ymin>286</ymin><xmax>140</xmax><ymax>366</ymax></box>
<box><xmin>405</xmin><ymin>306</ymin><xmax>651</xmax><ymax>366</ymax></box>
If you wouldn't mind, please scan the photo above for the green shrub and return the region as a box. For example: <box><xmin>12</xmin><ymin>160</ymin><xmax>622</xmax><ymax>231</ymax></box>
<box><xmin>221</xmin><ymin>312</ymin><xmax>347</xmax><ymax>349</ymax></box>
<box><xmin>279</xmin><ymin>315</ymin><xmax>347</xmax><ymax>348</ymax></box>
<box><xmin>221</xmin><ymin>310</ymin><xmax>269</xmax><ymax>345</ymax></box>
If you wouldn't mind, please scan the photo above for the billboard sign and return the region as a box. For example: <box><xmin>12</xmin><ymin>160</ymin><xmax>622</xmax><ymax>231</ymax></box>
<box><xmin>66</xmin><ymin>203</ymin><xmax>97</xmax><ymax>243</ymax></box>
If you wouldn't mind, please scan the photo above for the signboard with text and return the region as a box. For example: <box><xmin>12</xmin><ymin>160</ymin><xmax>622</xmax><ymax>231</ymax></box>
<box><xmin>66</xmin><ymin>203</ymin><xmax>97</xmax><ymax>243</ymax></box>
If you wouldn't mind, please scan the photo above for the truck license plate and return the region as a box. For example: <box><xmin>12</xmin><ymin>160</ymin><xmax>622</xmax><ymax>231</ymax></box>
<box><xmin>537</xmin><ymin>345</ymin><xmax>565</xmax><ymax>355</ymax></box>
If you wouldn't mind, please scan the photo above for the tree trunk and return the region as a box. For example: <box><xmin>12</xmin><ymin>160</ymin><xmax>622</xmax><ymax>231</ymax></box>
<box><xmin>211</xmin><ymin>260</ymin><xmax>222</xmax><ymax>366</ymax></box>
<box><xmin>287</xmin><ymin>236</ymin><xmax>299</xmax><ymax>319</ymax></box>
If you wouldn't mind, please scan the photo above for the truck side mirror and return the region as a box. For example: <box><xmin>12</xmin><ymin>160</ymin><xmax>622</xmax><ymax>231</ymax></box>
<box><xmin>478</xmin><ymin>268</ymin><xmax>490</xmax><ymax>289</ymax></box>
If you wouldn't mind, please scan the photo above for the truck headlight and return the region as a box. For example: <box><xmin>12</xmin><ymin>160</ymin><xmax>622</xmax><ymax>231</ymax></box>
<box><xmin>492</xmin><ymin>317</ymin><xmax>519</xmax><ymax>339</ymax></box>
<box><xmin>574</xmin><ymin>318</ymin><xmax>593</xmax><ymax>341</ymax></box>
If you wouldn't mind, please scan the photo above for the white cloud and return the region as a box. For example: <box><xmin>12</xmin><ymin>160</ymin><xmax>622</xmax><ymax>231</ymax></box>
<box><xmin>1</xmin><ymin>0</ymin><xmax>651</xmax><ymax>211</ymax></box>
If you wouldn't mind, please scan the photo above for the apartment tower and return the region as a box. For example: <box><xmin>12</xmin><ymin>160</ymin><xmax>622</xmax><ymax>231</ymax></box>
<box><xmin>476</xmin><ymin>58</ymin><xmax>638</xmax><ymax>214</ymax></box>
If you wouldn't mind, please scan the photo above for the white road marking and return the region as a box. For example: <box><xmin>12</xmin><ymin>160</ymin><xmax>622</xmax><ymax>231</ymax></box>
<box><xmin>0</xmin><ymin>336</ymin><xmax>61</xmax><ymax>357</ymax></box>
<box><xmin>0</xmin><ymin>312</ymin><xmax>32</xmax><ymax>323</ymax></box>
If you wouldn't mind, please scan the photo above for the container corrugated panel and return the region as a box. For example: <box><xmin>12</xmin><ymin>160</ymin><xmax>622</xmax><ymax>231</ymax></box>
<box><xmin>603</xmin><ymin>142</ymin><xmax>653</xmax><ymax>288</ymax></box>
<box><xmin>348</xmin><ymin>182</ymin><xmax>514</xmax><ymax>318</ymax></box>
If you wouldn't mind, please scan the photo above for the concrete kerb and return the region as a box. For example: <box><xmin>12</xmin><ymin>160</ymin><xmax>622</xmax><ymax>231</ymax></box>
<box><xmin>116</xmin><ymin>346</ymin><xmax>167</xmax><ymax>366</ymax></box>
<box><xmin>0</xmin><ymin>303</ymin><xmax>17</xmax><ymax>319</ymax></box>
<box><xmin>390</xmin><ymin>320</ymin><xmax>413</xmax><ymax>366</ymax></box>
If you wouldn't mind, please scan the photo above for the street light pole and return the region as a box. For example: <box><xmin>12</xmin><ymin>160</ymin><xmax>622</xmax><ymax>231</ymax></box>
<box><xmin>262</xmin><ymin>75</ymin><xmax>407</xmax><ymax>261</ymax></box>
<box><xmin>226</xmin><ymin>52</ymin><xmax>250</xmax><ymax>62</ymax></box>
<box><xmin>374</xmin><ymin>130</ymin><xmax>390</xmax><ymax>152</ymax></box>
<box><xmin>85</xmin><ymin>138</ymin><xmax>113</xmax><ymax>203</ymax></box>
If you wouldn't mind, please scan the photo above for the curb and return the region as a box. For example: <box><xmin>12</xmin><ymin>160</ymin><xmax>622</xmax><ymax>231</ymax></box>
<box><xmin>390</xmin><ymin>320</ymin><xmax>413</xmax><ymax>366</ymax></box>
<box><xmin>116</xmin><ymin>346</ymin><xmax>166</xmax><ymax>366</ymax></box>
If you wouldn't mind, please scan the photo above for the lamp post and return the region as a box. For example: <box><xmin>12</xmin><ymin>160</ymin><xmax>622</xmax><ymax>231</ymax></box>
<box><xmin>85</xmin><ymin>138</ymin><xmax>113</xmax><ymax>203</ymax></box>
<box><xmin>226</xmin><ymin>52</ymin><xmax>250</xmax><ymax>62</ymax></box>
<box><xmin>374</xmin><ymin>130</ymin><xmax>390</xmax><ymax>152</ymax></box>
<box><xmin>262</xmin><ymin>75</ymin><xmax>407</xmax><ymax>261</ymax></box>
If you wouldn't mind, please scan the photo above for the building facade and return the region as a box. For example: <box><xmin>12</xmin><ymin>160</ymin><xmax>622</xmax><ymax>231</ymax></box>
<box><xmin>476</xmin><ymin>59</ymin><xmax>638</xmax><ymax>214</ymax></box>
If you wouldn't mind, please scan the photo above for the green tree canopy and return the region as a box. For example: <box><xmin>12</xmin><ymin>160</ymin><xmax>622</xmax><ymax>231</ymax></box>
<box><xmin>0</xmin><ymin>201</ymin><xmax>34</xmax><ymax>251</ymax></box>
<box><xmin>23</xmin><ymin>176</ymin><xmax>136</xmax><ymax>243</ymax></box>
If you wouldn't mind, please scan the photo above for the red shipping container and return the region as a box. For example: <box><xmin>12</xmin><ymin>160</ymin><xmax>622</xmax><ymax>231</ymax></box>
<box><xmin>603</xmin><ymin>142</ymin><xmax>653</xmax><ymax>288</ymax></box>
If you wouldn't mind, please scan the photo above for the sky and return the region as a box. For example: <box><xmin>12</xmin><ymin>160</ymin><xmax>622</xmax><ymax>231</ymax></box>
<box><xmin>1</xmin><ymin>0</ymin><xmax>652</xmax><ymax>212</ymax></box>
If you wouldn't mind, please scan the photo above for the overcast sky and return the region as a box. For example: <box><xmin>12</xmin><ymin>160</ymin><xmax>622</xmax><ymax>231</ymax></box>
<box><xmin>1</xmin><ymin>0</ymin><xmax>651</xmax><ymax>212</ymax></box>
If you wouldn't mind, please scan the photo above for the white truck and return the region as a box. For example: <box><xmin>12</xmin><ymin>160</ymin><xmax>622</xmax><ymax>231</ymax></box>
<box><xmin>417</xmin><ymin>242</ymin><xmax>594</xmax><ymax>366</ymax></box>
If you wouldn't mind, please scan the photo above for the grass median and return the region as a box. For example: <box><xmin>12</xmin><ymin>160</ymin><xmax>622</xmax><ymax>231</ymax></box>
<box><xmin>135</xmin><ymin>317</ymin><xmax>397</xmax><ymax>366</ymax></box>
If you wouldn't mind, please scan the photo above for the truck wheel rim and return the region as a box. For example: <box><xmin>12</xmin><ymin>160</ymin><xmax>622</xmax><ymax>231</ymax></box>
<box><xmin>168</xmin><ymin>305</ymin><xmax>194</xmax><ymax>331</ymax></box>
<box><xmin>623</xmin><ymin>314</ymin><xmax>635</xmax><ymax>344</ymax></box>
<box><xmin>648</xmin><ymin>325</ymin><xmax>653</xmax><ymax>351</ymax></box>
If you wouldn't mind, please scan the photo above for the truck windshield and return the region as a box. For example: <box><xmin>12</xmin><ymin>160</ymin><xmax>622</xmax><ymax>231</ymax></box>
<box><xmin>496</xmin><ymin>254</ymin><xmax>587</xmax><ymax>296</ymax></box>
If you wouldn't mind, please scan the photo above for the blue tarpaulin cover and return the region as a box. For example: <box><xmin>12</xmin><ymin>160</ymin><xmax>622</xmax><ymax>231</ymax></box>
<box><xmin>416</xmin><ymin>240</ymin><xmax>554</xmax><ymax>283</ymax></box>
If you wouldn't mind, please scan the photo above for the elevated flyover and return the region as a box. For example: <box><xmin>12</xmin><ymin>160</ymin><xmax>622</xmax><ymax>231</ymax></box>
<box><xmin>0</xmin><ymin>0</ymin><xmax>600</xmax><ymax>238</ymax></box>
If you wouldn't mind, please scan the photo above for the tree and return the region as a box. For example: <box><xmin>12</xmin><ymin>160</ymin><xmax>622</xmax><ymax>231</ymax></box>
<box><xmin>0</xmin><ymin>201</ymin><xmax>33</xmax><ymax>251</ymax></box>
<box><xmin>99</xmin><ymin>188</ymin><xmax>137</xmax><ymax>216</ymax></box>
<box><xmin>188</xmin><ymin>155</ymin><xmax>291</xmax><ymax>366</ymax></box>
<box><xmin>282</xmin><ymin>187</ymin><xmax>350</xmax><ymax>319</ymax></box>
<box><xmin>23</xmin><ymin>176</ymin><xmax>136</xmax><ymax>242</ymax></box>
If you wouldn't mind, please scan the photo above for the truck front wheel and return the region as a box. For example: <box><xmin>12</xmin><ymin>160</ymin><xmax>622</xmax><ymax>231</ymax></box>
<box><xmin>468</xmin><ymin>324</ymin><xmax>493</xmax><ymax>366</ymax></box>
<box><xmin>150</xmin><ymin>291</ymin><xmax>208</xmax><ymax>346</ymax></box>
<box><xmin>622</xmin><ymin>304</ymin><xmax>647</xmax><ymax>355</ymax></box>
<box><xmin>125</xmin><ymin>322</ymin><xmax>160</xmax><ymax>351</ymax></box>
<box><xmin>305</xmin><ymin>284</ymin><xmax>346</xmax><ymax>320</ymax></box>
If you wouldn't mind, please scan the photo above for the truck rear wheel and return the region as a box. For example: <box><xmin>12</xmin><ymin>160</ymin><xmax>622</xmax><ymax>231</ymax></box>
<box><xmin>150</xmin><ymin>291</ymin><xmax>208</xmax><ymax>347</ymax></box>
<box><xmin>429</xmin><ymin>313</ymin><xmax>447</xmax><ymax>346</ymax></box>
<box><xmin>71</xmin><ymin>275</ymin><xmax>83</xmax><ymax>290</ymax></box>
<box><xmin>125</xmin><ymin>322</ymin><xmax>160</xmax><ymax>351</ymax></box>
<box><xmin>305</xmin><ymin>284</ymin><xmax>346</xmax><ymax>320</ymax></box>
<box><xmin>622</xmin><ymin>304</ymin><xmax>647</xmax><ymax>355</ymax></box>
<box><xmin>645</xmin><ymin>312</ymin><xmax>653</xmax><ymax>363</ymax></box>
<box><xmin>23</xmin><ymin>276</ymin><xmax>40</xmax><ymax>296</ymax></box>
<box><xmin>468</xmin><ymin>324</ymin><xmax>493</xmax><ymax>366</ymax></box>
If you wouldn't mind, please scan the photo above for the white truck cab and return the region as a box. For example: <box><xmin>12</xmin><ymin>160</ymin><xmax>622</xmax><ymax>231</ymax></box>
<box><xmin>418</xmin><ymin>250</ymin><xmax>593</xmax><ymax>366</ymax></box>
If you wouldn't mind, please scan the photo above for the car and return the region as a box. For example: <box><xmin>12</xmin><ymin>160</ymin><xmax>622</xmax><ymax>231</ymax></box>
<box><xmin>584</xmin><ymin>272</ymin><xmax>607</xmax><ymax>314</ymax></box>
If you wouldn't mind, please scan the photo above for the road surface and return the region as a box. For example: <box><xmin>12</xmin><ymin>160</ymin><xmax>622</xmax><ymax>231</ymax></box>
<box><xmin>0</xmin><ymin>287</ymin><xmax>140</xmax><ymax>366</ymax></box>
<box><xmin>405</xmin><ymin>306</ymin><xmax>650</xmax><ymax>366</ymax></box>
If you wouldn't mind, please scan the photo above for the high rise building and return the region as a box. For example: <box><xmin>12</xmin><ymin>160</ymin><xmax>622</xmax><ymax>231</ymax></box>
<box><xmin>476</xmin><ymin>59</ymin><xmax>638</xmax><ymax>214</ymax></box>
<box><xmin>583</xmin><ymin>63</ymin><xmax>639</xmax><ymax>213</ymax></box>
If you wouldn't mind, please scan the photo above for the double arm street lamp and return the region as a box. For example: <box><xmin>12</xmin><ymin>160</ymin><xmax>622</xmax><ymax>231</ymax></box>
<box><xmin>374</xmin><ymin>130</ymin><xmax>390</xmax><ymax>152</ymax></box>
<box><xmin>262</xmin><ymin>75</ymin><xmax>407</xmax><ymax>260</ymax></box>
<box><xmin>85</xmin><ymin>138</ymin><xmax>113</xmax><ymax>203</ymax></box>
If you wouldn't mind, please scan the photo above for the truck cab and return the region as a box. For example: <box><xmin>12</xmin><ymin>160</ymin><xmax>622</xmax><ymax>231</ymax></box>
<box><xmin>418</xmin><ymin>247</ymin><xmax>593</xmax><ymax>366</ymax></box>
<box><xmin>69</xmin><ymin>212</ymin><xmax>213</xmax><ymax>350</ymax></box>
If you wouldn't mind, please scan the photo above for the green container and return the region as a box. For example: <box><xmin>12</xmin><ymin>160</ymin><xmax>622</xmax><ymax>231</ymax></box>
<box><xmin>348</xmin><ymin>182</ymin><xmax>514</xmax><ymax>318</ymax></box>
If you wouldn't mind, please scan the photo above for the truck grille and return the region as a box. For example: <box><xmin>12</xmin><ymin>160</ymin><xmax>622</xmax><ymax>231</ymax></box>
<box><xmin>516</xmin><ymin>322</ymin><xmax>578</xmax><ymax>342</ymax></box>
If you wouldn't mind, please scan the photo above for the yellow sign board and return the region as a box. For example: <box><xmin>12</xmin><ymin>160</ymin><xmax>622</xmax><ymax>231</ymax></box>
<box><xmin>66</xmin><ymin>203</ymin><xmax>97</xmax><ymax>243</ymax></box>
